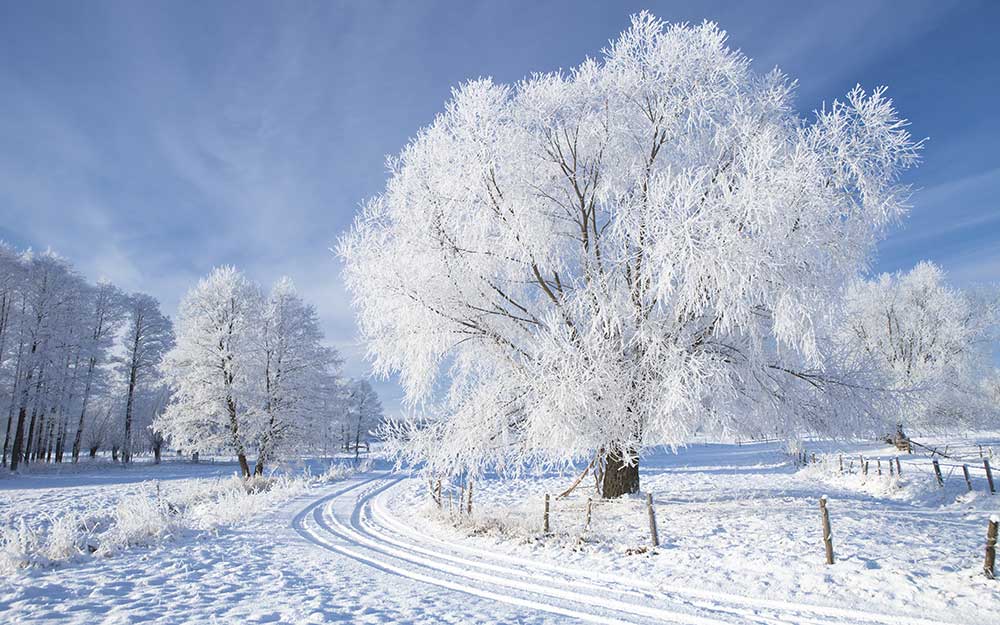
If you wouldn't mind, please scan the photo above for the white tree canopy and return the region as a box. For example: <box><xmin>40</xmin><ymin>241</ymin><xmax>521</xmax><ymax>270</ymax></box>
<box><xmin>340</xmin><ymin>14</ymin><xmax>921</xmax><ymax>483</ymax></box>
<box><xmin>840</xmin><ymin>261</ymin><xmax>999</xmax><ymax>431</ymax></box>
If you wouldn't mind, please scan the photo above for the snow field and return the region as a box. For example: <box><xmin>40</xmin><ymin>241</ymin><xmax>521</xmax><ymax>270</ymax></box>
<box><xmin>0</xmin><ymin>457</ymin><xmax>363</xmax><ymax>574</ymax></box>
<box><xmin>387</xmin><ymin>440</ymin><xmax>1000</xmax><ymax>624</ymax></box>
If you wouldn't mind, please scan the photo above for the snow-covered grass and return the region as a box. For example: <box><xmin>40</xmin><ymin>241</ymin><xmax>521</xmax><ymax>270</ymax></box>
<box><xmin>388</xmin><ymin>436</ymin><xmax>1000</xmax><ymax>624</ymax></box>
<box><xmin>0</xmin><ymin>456</ymin><xmax>370</xmax><ymax>574</ymax></box>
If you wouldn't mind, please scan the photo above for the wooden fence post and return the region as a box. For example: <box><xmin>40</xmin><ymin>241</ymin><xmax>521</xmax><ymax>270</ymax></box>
<box><xmin>932</xmin><ymin>459</ymin><xmax>944</xmax><ymax>487</ymax></box>
<box><xmin>466</xmin><ymin>480</ymin><xmax>473</xmax><ymax>515</ymax></box>
<box><xmin>877</xmin><ymin>459</ymin><xmax>882</xmax><ymax>476</ymax></box>
<box><xmin>985</xmin><ymin>516</ymin><xmax>998</xmax><ymax>580</ymax></box>
<box><xmin>963</xmin><ymin>465</ymin><xmax>973</xmax><ymax>492</ymax></box>
<box><xmin>985</xmin><ymin>459</ymin><xmax>996</xmax><ymax>494</ymax></box>
<box><xmin>646</xmin><ymin>493</ymin><xmax>659</xmax><ymax>548</ymax></box>
<box><xmin>819</xmin><ymin>496</ymin><xmax>834</xmax><ymax>565</ymax></box>
<box><xmin>839</xmin><ymin>455</ymin><xmax>843</xmax><ymax>474</ymax></box>
<box><xmin>543</xmin><ymin>493</ymin><xmax>550</xmax><ymax>534</ymax></box>
<box><xmin>864</xmin><ymin>461</ymin><xmax>869</xmax><ymax>476</ymax></box>
<box><xmin>895</xmin><ymin>457</ymin><xmax>902</xmax><ymax>476</ymax></box>
<box><xmin>585</xmin><ymin>497</ymin><xmax>592</xmax><ymax>530</ymax></box>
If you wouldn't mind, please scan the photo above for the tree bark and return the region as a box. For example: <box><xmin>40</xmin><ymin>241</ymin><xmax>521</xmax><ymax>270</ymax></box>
<box><xmin>601</xmin><ymin>449</ymin><xmax>640</xmax><ymax>498</ymax></box>
<box><xmin>89</xmin><ymin>445</ymin><xmax>98</xmax><ymax>458</ymax></box>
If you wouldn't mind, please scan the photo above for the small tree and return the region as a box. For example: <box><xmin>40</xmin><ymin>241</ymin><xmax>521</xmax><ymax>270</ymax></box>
<box><xmin>840</xmin><ymin>262</ymin><xmax>999</xmax><ymax>434</ymax></box>
<box><xmin>340</xmin><ymin>14</ymin><xmax>921</xmax><ymax>496</ymax></box>
<box><xmin>343</xmin><ymin>379</ymin><xmax>382</xmax><ymax>460</ymax></box>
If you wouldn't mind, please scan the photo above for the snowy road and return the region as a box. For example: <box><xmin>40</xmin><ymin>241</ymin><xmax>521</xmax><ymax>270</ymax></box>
<box><xmin>294</xmin><ymin>471</ymin><xmax>964</xmax><ymax>625</ymax></box>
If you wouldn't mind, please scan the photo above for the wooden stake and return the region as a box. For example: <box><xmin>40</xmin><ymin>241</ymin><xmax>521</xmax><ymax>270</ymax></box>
<box><xmin>963</xmin><ymin>465</ymin><xmax>973</xmax><ymax>492</ymax></box>
<box><xmin>895</xmin><ymin>457</ymin><xmax>902</xmax><ymax>476</ymax></box>
<box><xmin>585</xmin><ymin>497</ymin><xmax>592</xmax><ymax>530</ymax></box>
<box><xmin>889</xmin><ymin>458</ymin><xmax>894</xmax><ymax>477</ymax></box>
<box><xmin>646</xmin><ymin>493</ymin><xmax>659</xmax><ymax>548</ymax></box>
<box><xmin>466</xmin><ymin>480</ymin><xmax>473</xmax><ymax>515</ymax></box>
<box><xmin>985</xmin><ymin>516</ymin><xmax>998</xmax><ymax>580</ymax></box>
<box><xmin>877</xmin><ymin>459</ymin><xmax>882</xmax><ymax>476</ymax></box>
<box><xmin>838</xmin><ymin>455</ymin><xmax>843</xmax><ymax>474</ymax></box>
<box><xmin>543</xmin><ymin>493</ymin><xmax>550</xmax><ymax>534</ymax></box>
<box><xmin>985</xmin><ymin>459</ymin><xmax>996</xmax><ymax>495</ymax></box>
<box><xmin>932</xmin><ymin>459</ymin><xmax>944</xmax><ymax>487</ymax></box>
<box><xmin>864</xmin><ymin>460</ymin><xmax>869</xmax><ymax>476</ymax></box>
<box><xmin>819</xmin><ymin>496</ymin><xmax>834</xmax><ymax>565</ymax></box>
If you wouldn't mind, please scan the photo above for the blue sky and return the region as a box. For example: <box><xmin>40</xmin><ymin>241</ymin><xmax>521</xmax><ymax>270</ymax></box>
<box><xmin>1</xmin><ymin>1</ymin><xmax>998</xmax><ymax>415</ymax></box>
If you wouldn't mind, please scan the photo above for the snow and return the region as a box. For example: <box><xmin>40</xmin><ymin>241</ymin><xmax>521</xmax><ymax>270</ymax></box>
<box><xmin>2</xmin><ymin>440</ymin><xmax>998</xmax><ymax>624</ymax></box>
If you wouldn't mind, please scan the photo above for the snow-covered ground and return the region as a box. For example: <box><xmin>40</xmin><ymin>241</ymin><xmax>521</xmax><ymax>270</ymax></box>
<box><xmin>2</xmin><ymin>440</ymin><xmax>998</xmax><ymax>624</ymax></box>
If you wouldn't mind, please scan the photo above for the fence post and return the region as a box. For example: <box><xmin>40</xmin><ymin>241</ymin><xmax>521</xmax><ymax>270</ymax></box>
<box><xmin>467</xmin><ymin>480</ymin><xmax>473</xmax><ymax>515</ymax></box>
<box><xmin>543</xmin><ymin>493</ymin><xmax>550</xmax><ymax>534</ymax></box>
<box><xmin>646</xmin><ymin>493</ymin><xmax>659</xmax><ymax>548</ymax></box>
<box><xmin>986</xmin><ymin>516</ymin><xmax>998</xmax><ymax>580</ymax></box>
<box><xmin>864</xmin><ymin>461</ymin><xmax>869</xmax><ymax>476</ymax></box>
<box><xmin>932</xmin><ymin>459</ymin><xmax>944</xmax><ymax>487</ymax></box>
<box><xmin>985</xmin><ymin>459</ymin><xmax>996</xmax><ymax>494</ymax></box>
<box><xmin>889</xmin><ymin>458</ymin><xmax>894</xmax><ymax>477</ymax></box>
<box><xmin>895</xmin><ymin>457</ymin><xmax>902</xmax><ymax>476</ymax></box>
<box><xmin>877</xmin><ymin>459</ymin><xmax>882</xmax><ymax>476</ymax></box>
<box><xmin>436</xmin><ymin>479</ymin><xmax>442</xmax><ymax>508</ymax></box>
<box><xmin>963</xmin><ymin>465</ymin><xmax>973</xmax><ymax>492</ymax></box>
<box><xmin>585</xmin><ymin>497</ymin><xmax>592</xmax><ymax>530</ymax></box>
<box><xmin>819</xmin><ymin>496</ymin><xmax>834</xmax><ymax>565</ymax></box>
<box><xmin>839</xmin><ymin>455</ymin><xmax>843</xmax><ymax>474</ymax></box>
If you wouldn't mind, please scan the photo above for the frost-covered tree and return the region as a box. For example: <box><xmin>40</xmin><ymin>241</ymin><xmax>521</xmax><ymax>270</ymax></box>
<box><xmin>70</xmin><ymin>281</ymin><xmax>126</xmax><ymax>462</ymax></box>
<box><xmin>253</xmin><ymin>278</ymin><xmax>340</xmax><ymax>475</ymax></box>
<box><xmin>840</xmin><ymin>262</ymin><xmax>999</xmax><ymax>434</ymax></box>
<box><xmin>340</xmin><ymin>14</ymin><xmax>921</xmax><ymax>496</ymax></box>
<box><xmin>342</xmin><ymin>379</ymin><xmax>383</xmax><ymax>459</ymax></box>
<box><xmin>118</xmin><ymin>293</ymin><xmax>173</xmax><ymax>464</ymax></box>
<box><xmin>157</xmin><ymin>267</ymin><xmax>260</xmax><ymax>477</ymax></box>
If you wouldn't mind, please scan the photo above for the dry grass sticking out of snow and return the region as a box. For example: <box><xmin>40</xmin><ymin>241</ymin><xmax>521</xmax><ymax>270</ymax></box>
<box><xmin>0</xmin><ymin>459</ymin><xmax>369</xmax><ymax>574</ymax></box>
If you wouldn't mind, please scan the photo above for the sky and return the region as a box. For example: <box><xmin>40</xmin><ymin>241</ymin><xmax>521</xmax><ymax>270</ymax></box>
<box><xmin>1</xmin><ymin>0</ymin><xmax>998</xmax><ymax>416</ymax></box>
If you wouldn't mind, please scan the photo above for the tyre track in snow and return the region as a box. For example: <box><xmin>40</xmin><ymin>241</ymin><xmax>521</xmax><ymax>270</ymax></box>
<box><xmin>294</xmin><ymin>472</ymin><xmax>968</xmax><ymax>625</ymax></box>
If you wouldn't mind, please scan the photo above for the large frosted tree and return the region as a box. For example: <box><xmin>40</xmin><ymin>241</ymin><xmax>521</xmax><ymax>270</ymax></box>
<box><xmin>340</xmin><ymin>14</ymin><xmax>921</xmax><ymax>496</ymax></box>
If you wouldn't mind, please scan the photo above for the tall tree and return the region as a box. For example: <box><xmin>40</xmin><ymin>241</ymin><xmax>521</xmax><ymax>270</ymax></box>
<box><xmin>157</xmin><ymin>267</ymin><xmax>260</xmax><ymax>478</ymax></box>
<box><xmin>119</xmin><ymin>293</ymin><xmax>173</xmax><ymax>463</ymax></box>
<box><xmin>253</xmin><ymin>278</ymin><xmax>340</xmax><ymax>475</ymax></box>
<box><xmin>340</xmin><ymin>14</ymin><xmax>921</xmax><ymax>496</ymax></box>
<box><xmin>71</xmin><ymin>281</ymin><xmax>125</xmax><ymax>462</ymax></box>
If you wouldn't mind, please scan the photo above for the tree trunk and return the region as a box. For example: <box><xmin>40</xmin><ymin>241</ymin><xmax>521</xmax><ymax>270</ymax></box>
<box><xmin>122</xmin><ymin>362</ymin><xmax>138</xmax><ymax>464</ymax></box>
<box><xmin>89</xmin><ymin>445</ymin><xmax>98</xmax><ymax>458</ymax></box>
<box><xmin>601</xmin><ymin>449</ymin><xmax>640</xmax><ymax>498</ymax></box>
<box><xmin>9</xmin><ymin>404</ymin><xmax>28</xmax><ymax>471</ymax></box>
<box><xmin>153</xmin><ymin>443</ymin><xmax>161</xmax><ymax>464</ymax></box>
<box><xmin>72</xmin><ymin>357</ymin><xmax>97</xmax><ymax>463</ymax></box>
<box><xmin>112</xmin><ymin>446</ymin><xmax>118</xmax><ymax>462</ymax></box>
